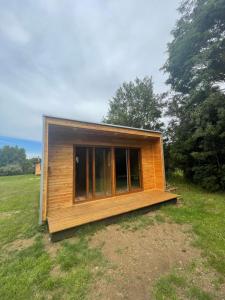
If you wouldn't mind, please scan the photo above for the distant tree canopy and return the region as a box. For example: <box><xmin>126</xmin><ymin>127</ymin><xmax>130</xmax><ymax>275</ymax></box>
<box><xmin>103</xmin><ymin>77</ymin><xmax>164</xmax><ymax>131</ymax></box>
<box><xmin>0</xmin><ymin>145</ymin><xmax>40</xmax><ymax>176</ymax></box>
<box><xmin>0</xmin><ymin>146</ymin><xmax>26</xmax><ymax>167</ymax></box>
<box><xmin>164</xmin><ymin>0</ymin><xmax>225</xmax><ymax>191</ymax></box>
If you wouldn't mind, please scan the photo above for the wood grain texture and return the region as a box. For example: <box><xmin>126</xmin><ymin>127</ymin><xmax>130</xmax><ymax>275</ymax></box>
<box><xmin>42</xmin><ymin>119</ymin><xmax>48</xmax><ymax>221</ymax></box>
<box><xmin>152</xmin><ymin>139</ymin><xmax>165</xmax><ymax>190</ymax></box>
<box><xmin>42</xmin><ymin>117</ymin><xmax>166</xmax><ymax>225</ymax></box>
<box><xmin>48</xmin><ymin>190</ymin><xmax>177</xmax><ymax>233</ymax></box>
<box><xmin>46</xmin><ymin>116</ymin><xmax>161</xmax><ymax>138</ymax></box>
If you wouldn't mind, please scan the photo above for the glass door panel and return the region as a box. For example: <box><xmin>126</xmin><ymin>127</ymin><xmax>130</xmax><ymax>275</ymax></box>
<box><xmin>115</xmin><ymin>148</ymin><xmax>128</xmax><ymax>193</ymax></box>
<box><xmin>75</xmin><ymin>147</ymin><xmax>87</xmax><ymax>200</ymax></box>
<box><xmin>95</xmin><ymin>148</ymin><xmax>105</xmax><ymax>196</ymax></box>
<box><xmin>105</xmin><ymin>148</ymin><xmax>112</xmax><ymax>196</ymax></box>
<box><xmin>88</xmin><ymin>148</ymin><xmax>93</xmax><ymax>199</ymax></box>
<box><xmin>130</xmin><ymin>149</ymin><xmax>141</xmax><ymax>189</ymax></box>
<box><xmin>95</xmin><ymin>148</ymin><xmax>112</xmax><ymax>197</ymax></box>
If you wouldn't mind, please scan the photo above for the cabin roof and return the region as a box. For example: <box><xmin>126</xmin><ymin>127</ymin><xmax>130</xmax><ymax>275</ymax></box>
<box><xmin>43</xmin><ymin>115</ymin><xmax>162</xmax><ymax>137</ymax></box>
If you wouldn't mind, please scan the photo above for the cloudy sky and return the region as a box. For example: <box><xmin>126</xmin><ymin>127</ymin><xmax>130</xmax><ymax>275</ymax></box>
<box><xmin>0</xmin><ymin>0</ymin><xmax>180</xmax><ymax>144</ymax></box>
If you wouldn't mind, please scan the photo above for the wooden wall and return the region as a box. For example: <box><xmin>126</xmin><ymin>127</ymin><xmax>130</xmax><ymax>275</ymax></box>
<box><xmin>46</xmin><ymin>125</ymin><xmax>165</xmax><ymax>215</ymax></box>
<box><xmin>152</xmin><ymin>138</ymin><xmax>165</xmax><ymax>190</ymax></box>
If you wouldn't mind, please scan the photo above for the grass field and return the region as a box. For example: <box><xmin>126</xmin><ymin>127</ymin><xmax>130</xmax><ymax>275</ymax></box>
<box><xmin>0</xmin><ymin>174</ymin><xmax>224</xmax><ymax>299</ymax></box>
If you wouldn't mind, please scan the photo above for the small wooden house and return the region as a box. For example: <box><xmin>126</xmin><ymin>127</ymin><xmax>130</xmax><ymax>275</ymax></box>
<box><xmin>40</xmin><ymin>116</ymin><xmax>177</xmax><ymax>234</ymax></box>
<box><xmin>35</xmin><ymin>161</ymin><xmax>41</xmax><ymax>176</ymax></box>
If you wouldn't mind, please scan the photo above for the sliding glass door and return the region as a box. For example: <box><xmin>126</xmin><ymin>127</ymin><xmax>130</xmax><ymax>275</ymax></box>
<box><xmin>95</xmin><ymin>148</ymin><xmax>112</xmax><ymax>197</ymax></box>
<box><xmin>75</xmin><ymin>146</ymin><xmax>112</xmax><ymax>201</ymax></box>
<box><xmin>115</xmin><ymin>148</ymin><xmax>129</xmax><ymax>193</ymax></box>
<box><xmin>115</xmin><ymin>148</ymin><xmax>141</xmax><ymax>194</ymax></box>
<box><xmin>75</xmin><ymin>147</ymin><xmax>87</xmax><ymax>200</ymax></box>
<box><xmin>75</xmin><ymin>146</ymin><xmax>141</xmax><ymax>202</ymax></box>
<box><xmin>130</xmin><ymin>149</ymin><xmax>141</xmax><ymax>190</ymax></box>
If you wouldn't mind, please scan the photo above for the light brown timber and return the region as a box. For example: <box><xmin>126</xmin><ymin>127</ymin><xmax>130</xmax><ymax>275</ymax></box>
<box><xmin>48</xmin><ymin>190</ymin><xmax>177</xmax><ymax>233</ymax></box>
<box><xmin>41</xmin><ymin>116</ymin><xmax>174</xmax><ymax>232</ymax></box>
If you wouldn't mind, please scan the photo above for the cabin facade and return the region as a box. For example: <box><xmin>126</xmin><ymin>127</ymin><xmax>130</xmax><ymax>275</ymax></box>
<box><xmin>40</xmin><ymin>116</ymin><xmax>177</xmax><ymax>234</ymax></box>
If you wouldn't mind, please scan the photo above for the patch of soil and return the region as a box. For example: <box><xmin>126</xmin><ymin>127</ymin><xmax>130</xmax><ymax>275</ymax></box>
<box><xmin>89</xmin><ymin>222</ymin><xmax>201</xmax><ymax>300</ymax></box>
<box><xmin>50</xmin><ymin>264</ymin><xmax>66</xmax><ymax>277</ymax></box>
<box><xmin>5</xmin><ymin>236</ymin><xmax>36</xmax><ymax>252</ymax></box>
<box><xmin>43</xmin><ymin>234</ymin><xmax>62</xmax><ymax>258</ymax></box>
<box><xmin>188</xmin><ymin>259</ymin><xmax>225</xmax><ymax>300</ymax></box>
<box><xmin>0</xmin><ymin>211</ymin><xmax>20</xmax><ymax>219</ymax></box>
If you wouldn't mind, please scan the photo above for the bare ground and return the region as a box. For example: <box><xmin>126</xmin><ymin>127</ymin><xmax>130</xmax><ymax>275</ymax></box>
<box><xmin>43</xmin><ymin>233</ymin><xmax>62</xmax><ymax>258</ymax></box>
<box><xmin>88</xmin><ymin>222</ymin><xmax>201</xmax><ymax>300</ymax></box>
<box><xmin>3</xmin><ymin>236</ymin><xmax>36</xmax><ymax>252</ymax></box>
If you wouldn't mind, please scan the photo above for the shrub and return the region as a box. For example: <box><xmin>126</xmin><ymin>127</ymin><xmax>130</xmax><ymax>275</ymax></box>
<box><xmin>0</xmin><ymin>164</ymin><xmax>23</xmax><ymax>176</ymax></box>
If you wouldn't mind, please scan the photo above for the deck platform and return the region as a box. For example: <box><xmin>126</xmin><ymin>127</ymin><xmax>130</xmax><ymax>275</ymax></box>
<box><xmin>47</xmin><ymin>190</ymin><xmax>177</xmax><ymax>233</ymax></box>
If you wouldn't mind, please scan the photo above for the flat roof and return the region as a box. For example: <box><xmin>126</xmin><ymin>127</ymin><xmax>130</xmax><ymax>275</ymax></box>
<box><xmin>43</xmin><ymin>115</ymin><xmax>162</xmax><ymax>135</ymax></box>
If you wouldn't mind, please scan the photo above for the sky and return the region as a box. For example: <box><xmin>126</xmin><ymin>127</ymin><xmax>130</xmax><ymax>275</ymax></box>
<box><xmin>0</xmin><ymin>0</ymin><xmax>180</xmax><ymax>156</ymax></box>
<box><xmin>0</xmin><ymin>136</ymin><xmax>41</xmax><ymax>158</ymax></box>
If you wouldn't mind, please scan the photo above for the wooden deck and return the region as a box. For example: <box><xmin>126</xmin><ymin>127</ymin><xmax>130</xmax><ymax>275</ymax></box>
<box><xmin>47</xmin><ymin>190</ymin><xmax>177</xmax><ymax>233</ymax></box>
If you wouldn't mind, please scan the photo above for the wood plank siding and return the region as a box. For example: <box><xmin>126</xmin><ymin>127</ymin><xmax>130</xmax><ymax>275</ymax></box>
<box><xmin>40</xmin><ymin>116</ymin><xmax>171</xmax><ymax>232</ymax></box>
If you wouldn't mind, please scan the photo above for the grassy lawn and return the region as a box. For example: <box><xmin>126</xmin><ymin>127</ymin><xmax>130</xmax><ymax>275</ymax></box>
<box><xmin>0</xmin><ymin>174</ymin><xmax>224</xmax><ymax>299</ymax></box>
<box><xmin>0</xmin><ymin>175</ymin><xmax>106</xmax><ymax>300</ymax></box>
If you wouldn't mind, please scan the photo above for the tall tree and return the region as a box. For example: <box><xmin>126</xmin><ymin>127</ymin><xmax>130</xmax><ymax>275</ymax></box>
<box><xmin>103</xmin><ymin>77</ymin><xmax>164</xmax><ymax>131</ymax></box>
<box><xmin>164</xmin><ymin>0</ymin><xmax>225</xmax><ymax>191</ymax></box>
<box><xmin>163</xmin><ymin>0</ymin><xmax>225</xmax><ymax>93</ymax></box>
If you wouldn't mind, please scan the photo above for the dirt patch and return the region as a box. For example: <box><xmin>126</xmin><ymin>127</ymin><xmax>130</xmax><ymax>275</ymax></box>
<box><xmin>5</xmin><ymin>236</ymin><xmax>36</xmax><ymax>252</ymax></box>
<box><xmin>43</xmin><ymin>234</ymin><xmax>62</xmax><ymax>258</ymax></box>
<box><xmin>89</xmin><ymin>222</ymin><xmax>201</xmax><ymax>300</ymax></box>
<box><xmin>187</xmin><ymin>259</ymin><xmax>225</xmax><ymax>299</ymax></box>
<box><xmin>0</xmin><ymin>210</ymin><xmax>20</xmax><ymax>219</ymax></box>
<box><xmin>50</xmin><ymin>264</ymin><xmax>67</xmax><ymax>277</ymax></box>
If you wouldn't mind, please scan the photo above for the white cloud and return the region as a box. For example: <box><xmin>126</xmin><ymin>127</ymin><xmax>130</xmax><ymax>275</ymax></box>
<box><xmin>0</xmin><ymin>0</ymin><xmax>179</xmax><ymax>141</ymax></box>
<box><xmin>0</xmin><ymin>12</ymin><xmax>30</xmax><ymax>44</ymax></box>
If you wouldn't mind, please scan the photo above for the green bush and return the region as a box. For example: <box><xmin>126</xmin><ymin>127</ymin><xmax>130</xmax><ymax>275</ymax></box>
<box><xmin>0</xmin><ymin>164</ymin><xmax>23</xmax><ymax>176</ymax></box>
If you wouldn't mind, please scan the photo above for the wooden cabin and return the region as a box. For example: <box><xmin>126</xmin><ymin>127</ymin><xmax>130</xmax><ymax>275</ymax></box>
<box><xmin>40</xmin><ymin>116</ymin><xmax>177</xmax><ymax>234</ymax></box>
<box><xmin>35</xmin><ymin>161</ymin><xmax>41</xmax><ymax>176</ymax></box>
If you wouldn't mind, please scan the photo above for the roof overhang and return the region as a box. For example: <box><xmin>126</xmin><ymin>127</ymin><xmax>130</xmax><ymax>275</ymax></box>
<box><xmin>44</xmin><ymin>115</ymin><xmax>162</xmax><ymax>139</ymax></box>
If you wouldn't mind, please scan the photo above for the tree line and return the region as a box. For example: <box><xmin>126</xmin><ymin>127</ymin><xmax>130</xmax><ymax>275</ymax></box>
<box><xmin>104</xmin><ymin>0</ymin><xmax>225</xmax><ymax>191</ymax></box>
<box><xmin>0</xmin><ymin>145</ymin><xmax>40</xmax><ymax>176</ymax></box>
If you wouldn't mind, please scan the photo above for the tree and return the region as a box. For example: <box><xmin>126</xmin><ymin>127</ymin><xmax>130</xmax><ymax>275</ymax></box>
<box><xmin>164</xmin><ymin>0</ymin><xmax>225</xmax><ymax>191</ymax></box>
<box><xmin>0</xmin><ymin>146</ymin><xmax>26</xmax><ymax>167</ymax></box>
<box><xmin>167</xmin><ymin>88</ymin><xmax>225</xmax><ymax>190</ymax></box>
<box><xmin>163</xmin><ymin>0</ymin><xmax>225</xmax><ymax>94</ymax></box>
<box><xmin>103</xmin><ymin>77</ymin><xmax>164</xmax><ymax>131</ymax></box>
<box><xmin>0</xmin><ymin>145</ymin><xmax>40</xmax><ymax>176</ymax></box>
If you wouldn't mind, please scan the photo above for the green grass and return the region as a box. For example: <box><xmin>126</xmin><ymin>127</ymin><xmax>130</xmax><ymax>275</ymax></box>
<box><xmin>153</xmin><ymin>270</ymin><xmax>213</xmax><ymax>300</ymax></box>
<box><xmin>0</xmin><ymin>175</ymin><xmax>106</xmax><ymax>300</ymax></box>
<box><xmin>153</xmin><ymin>273</ymin><xmax>186</xmax><ymax>300</ymax></box>
<box><xmin>0</xmin><ymin>175</ymin><xmax>40</xmax><ymax>245</ymax></box>
<box><xmin>0</xmin><ymin>174</ymin><xmax>225</xmax><ymax>299</ymax></box>
<box><xmin>57</xmin><ymin>238</ymin><xmax>104</xmax><ymax>271</ymax></box>
<box><xmin>118</xmin><ymin>212</ymin><xmax>155</xmax><ymax>231</ymax></box>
